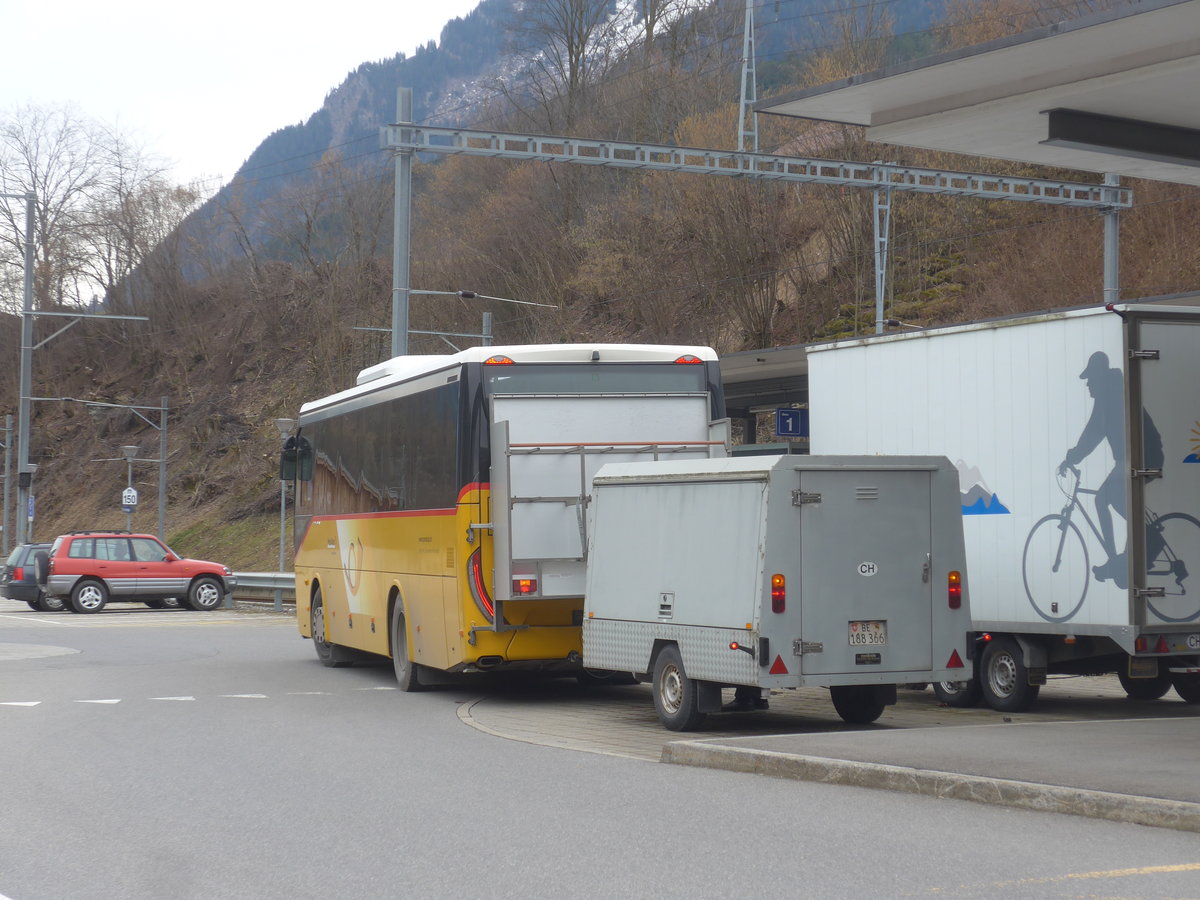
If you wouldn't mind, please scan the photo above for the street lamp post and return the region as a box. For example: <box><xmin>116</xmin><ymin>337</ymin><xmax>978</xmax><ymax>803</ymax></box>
<box><xmin>274</xmin><ymin>418</ymin><xmax>296</xmax><ymax>611</ymax></box>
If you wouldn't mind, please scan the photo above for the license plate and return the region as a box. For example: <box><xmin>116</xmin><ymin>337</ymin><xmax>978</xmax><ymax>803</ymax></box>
<box><xmin>848</xmin><ymin>620</ymin><xmax>887</xmax><ymax>646</ymax></box>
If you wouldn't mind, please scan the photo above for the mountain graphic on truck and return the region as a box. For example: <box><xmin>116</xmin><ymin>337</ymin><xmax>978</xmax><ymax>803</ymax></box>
<box><xmin>957</xmin><ymin>461</ymin><xmax>1011</xmax><ymax>515</ymax></box>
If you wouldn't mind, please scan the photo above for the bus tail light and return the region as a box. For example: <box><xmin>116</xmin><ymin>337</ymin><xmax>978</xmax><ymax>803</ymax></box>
<box><xmin>948</xmin><ymin>571</ymin><xmax>962</xmax><ymax>609</ymax></box>
<box><xmin>467</xmin><ymin>548</ymin><xmax>494</xmax><ymax>621</ymax></box>
<box><xmin>770</xmin><ymin>574</ymin><xmax>785</xmax><ymax>613</ymax></box>
<box><xmin>484</xmin><ymin>355</ymin><xmax>514</xmax><ymax>365</ymax></box>
<box><xmin>674</xmin><ymin>354</ymin><xmax>704</xmax><ymax>364</ymax></box>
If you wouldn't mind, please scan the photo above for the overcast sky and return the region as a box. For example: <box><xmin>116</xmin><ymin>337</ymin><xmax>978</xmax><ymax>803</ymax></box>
<box><xmin>2</xmin><ymin>0</ymin><xmax>482</xmax><ymax>191</ymax></box>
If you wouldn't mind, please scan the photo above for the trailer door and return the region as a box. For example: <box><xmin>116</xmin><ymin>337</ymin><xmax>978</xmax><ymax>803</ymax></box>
<box><xmin>798</xmin><ymin>468</ymin><xmax>934</xmax><ymax>675</ymax></box>
<box><xmin>1131</xmin><ymin>315</ymin><xmax>1200</xmax><ymax>625</ymax></box>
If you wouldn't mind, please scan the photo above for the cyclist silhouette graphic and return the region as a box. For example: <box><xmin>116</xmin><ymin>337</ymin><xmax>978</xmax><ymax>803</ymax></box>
<box><xmin>1057</xmin><ymin>351</ymin><xmax>1163</xmax><ymax>589</ymax></box>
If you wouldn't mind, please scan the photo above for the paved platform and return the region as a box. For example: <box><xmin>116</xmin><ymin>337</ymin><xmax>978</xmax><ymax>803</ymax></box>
<box><xmin>460</xmin><ymin>675</ymin><xmax>1200</xmax><ymax>833</ymax></box>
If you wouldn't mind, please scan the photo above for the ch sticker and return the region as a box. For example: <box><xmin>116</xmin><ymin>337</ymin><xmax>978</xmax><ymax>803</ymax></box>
<box><xmin>858</xmin><ymin>562</ymin><xmax>878</xmax><ymax>577</ymax></box>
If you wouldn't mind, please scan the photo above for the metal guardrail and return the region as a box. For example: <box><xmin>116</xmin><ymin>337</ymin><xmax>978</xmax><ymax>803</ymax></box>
<box><xmin>231</xmin><ymin>572</ymin><xmax>295</xmax><ymax>610</ymax></box>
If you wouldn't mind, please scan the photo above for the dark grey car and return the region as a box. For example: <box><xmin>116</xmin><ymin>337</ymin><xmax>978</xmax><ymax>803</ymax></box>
<box><xmin>0</xmin><ymin>543</ymin><xmax>62</xmax><ymax>611</ymax></box>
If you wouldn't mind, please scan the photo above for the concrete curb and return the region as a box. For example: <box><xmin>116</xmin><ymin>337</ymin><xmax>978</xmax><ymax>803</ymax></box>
<box><xmin>661</xmin><ymin>740</ymin><xmax>1200</xmax><ymax>834</ymax></box>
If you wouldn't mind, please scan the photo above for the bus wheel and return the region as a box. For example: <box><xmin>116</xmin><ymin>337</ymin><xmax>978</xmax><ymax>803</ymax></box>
<box><xmin>311</xmin><ymin>587</ymin><xmax>351</xmax><ymax>668</ymax></box>
<box><xmin>391</xmin><ymin>605</ymin><xmax>428</xmax><ymax>692</ymax></box>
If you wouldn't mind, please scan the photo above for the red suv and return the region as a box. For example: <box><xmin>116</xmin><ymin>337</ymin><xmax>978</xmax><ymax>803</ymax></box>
<box><xmin>42</xmin><ymin>531</ymin><xmax>236</xmax><ymax>614</ymax></box>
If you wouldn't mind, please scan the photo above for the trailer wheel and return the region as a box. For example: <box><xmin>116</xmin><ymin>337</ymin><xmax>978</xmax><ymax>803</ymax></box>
<box><xmin>829</xmin><ymin>685</ymin><xmax>887</xmax><ymax>724</ymax></box>
<box><xmin>932</xmin><ymin>677</ymin><xmax>982</xmax><ymax>707</ymax></box>
<box><xmin>1170</xmin><ymin>672</ymin><xmax>1200</xmax><ymax>704</ymax></box>
<box><xmin>652</xmin><ymin>645</ymin><xmax>706</xmax><ymax>731</ymax></box>
<box><xmin>1117</xmin><ymin>667</ymin><xmax>1172</xmax><ymax>701</ymax></box>
<box><xmin>391</xmin><ymin>604</ymin><xmax>428</xmax><ymax>692</ymax></box>
<box><xmin>980</xmin><ymin>636</ymin><xmax>1039</xmax><ymax>712</ymax></box>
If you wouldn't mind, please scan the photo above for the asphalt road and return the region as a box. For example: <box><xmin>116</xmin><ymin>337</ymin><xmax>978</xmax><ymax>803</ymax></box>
<box><xmin>2</xmin><ymin>599</ymin><xmax>1199</xmax><ymax>899</ymax></box>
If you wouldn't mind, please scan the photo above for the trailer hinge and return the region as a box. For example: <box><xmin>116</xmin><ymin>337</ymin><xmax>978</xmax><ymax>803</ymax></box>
<box><xmin>1132</xmin><ymin>468</ymin><xmax>1163</xmax><ymax>480</ymax></box>
<box><xmin>792</xmin><ymin>491</ymin><xmax>822</xmax><ymax>506</ymax></box>
<box><xmin>1135</xmin><ymin>587</ymin><xmax>1167</xmax><ymax>599</ymax></box>
<box><xmin>1129</xmin><ymin>349</ymin><xmax>1159</xmax><ymax>360</ymax></box>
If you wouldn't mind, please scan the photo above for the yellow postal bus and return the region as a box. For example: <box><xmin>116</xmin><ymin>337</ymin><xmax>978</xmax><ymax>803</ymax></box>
<box><xmin>287</xmin><ymin>343</ymin><xmax>727</xmax><ymax>689</ymax></box>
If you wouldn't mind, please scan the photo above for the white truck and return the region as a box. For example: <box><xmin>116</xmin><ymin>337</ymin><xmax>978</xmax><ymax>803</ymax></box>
<box><xmin>582</xmin><ymin>454</ymin><xmax>971</xmax><ymax>730</ymax></box>
<box><xmin>808</xmin><ymin>301</ymin><xmax>1200</xmax><ymax>711</ymax></box>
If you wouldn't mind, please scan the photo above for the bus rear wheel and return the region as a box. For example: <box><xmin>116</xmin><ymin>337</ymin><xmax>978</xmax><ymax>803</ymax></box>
<box><xmin>391</xmin><ymin>605</ymin><xmax>428</xmax><ymax>692</ymax></box>
<box><xmin>311</xmin><ymin>587</ymin><xmax>351</xmax><ymax>668</ymax></box>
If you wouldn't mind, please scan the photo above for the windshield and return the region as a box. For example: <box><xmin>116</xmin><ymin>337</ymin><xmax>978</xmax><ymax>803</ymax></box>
<box><xmin>484</xmin><ymin>363</ymin><xmax>708</xmax><ymax>395</ymax></box>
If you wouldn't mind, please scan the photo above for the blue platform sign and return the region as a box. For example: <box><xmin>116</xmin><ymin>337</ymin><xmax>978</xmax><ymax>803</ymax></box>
<box><xmin>775</xmin><ymin>408</ymin><xmax>809</xmax><ymax>438</ymax></box>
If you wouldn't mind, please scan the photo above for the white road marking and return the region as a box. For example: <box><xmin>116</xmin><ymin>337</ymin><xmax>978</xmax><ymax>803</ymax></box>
<box><xmin>150</xmin><ymin>696</ymin><xmax>196</xmax><ymax>701</ymax></box>
<box><xmin>288</xmin><ymin>691</ymin><xmax>332</xmax><ymax>695</ymax></box>
<box><xmin>0</xmin><ymin>701</ymin><xmax>41</xmax><ymax>707</ymax></box>
<box><xmin>75</xmin><ymin>699</ymin><xmax>121</xmax><ymax>704</ymax></box>
<box><xmin>357</xmin><ymin>686</ymin><xmax>397</xmax><ymax>691</ymax></box>
<box><xmin>221</xmin><ymin>693</ymin><xmax>268</xmax><ymax>699</ymax></box>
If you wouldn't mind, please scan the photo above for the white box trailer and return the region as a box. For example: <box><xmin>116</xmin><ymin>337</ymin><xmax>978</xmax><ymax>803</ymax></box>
<box><xmin>582</xmin><ymin>454</ymin><xmax>971</xmax><ymax>730</ymax></box>
<box><xmin>808</xmin><ymin>302</ymin><xmax>1200</xmax><ymax>711</ymax></box>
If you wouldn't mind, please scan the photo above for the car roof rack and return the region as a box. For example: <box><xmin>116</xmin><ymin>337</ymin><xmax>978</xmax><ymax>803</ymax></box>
<box><xmin>62</xmin><ymin>530</ymin><xmax>134</xmax><ymax>536</ymax></box>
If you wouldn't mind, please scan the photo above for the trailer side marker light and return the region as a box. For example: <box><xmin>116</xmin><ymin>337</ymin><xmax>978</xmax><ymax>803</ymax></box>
<box><xmin>673</xmin><ymin>354</ymin><xmax>704</xmax><ymax>364</ymax></box>
<box><xmin>770</xmin><ymin>574</ymin><xmax>785</xmax><ymax>613</ymax></box>
<box><xmin>1156</xmin><ymin>636</ymin><xmax>1170</xmax><ymax>653</ymax></box>
<box><xmin>483</xmin><ymin>355</ymin><xmax>515</xmax><ymax>365</ymax></box>
<box><xmin>948</xmin><ymin>571</ymin><xmax>962</xmax><ymax>609</ymax></box>
<box><xmin>946</xmin><ymin>649</ymin><xmax>964</xmax><ymax>669</ymax></box>
<box><xmin>769</xmin><ymin>655</ymin><xmax>789</xmax><ymax>675</ymax></box>
<box><xmin>1135</xmin><ymin>636</ymin><xmax>1148</xmax><ymax>652</ymax></box>
<box><xmin>730</xmin><ymin>642</ymin><xmax>754</xmax><ymax>656</ymax></box>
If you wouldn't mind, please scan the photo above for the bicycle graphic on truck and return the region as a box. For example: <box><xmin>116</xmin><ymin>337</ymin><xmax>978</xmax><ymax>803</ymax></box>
<box><xmin>1022</xmin><ymin>464</ymin><xmax>1200</xmax><ymax>623</ymax></box>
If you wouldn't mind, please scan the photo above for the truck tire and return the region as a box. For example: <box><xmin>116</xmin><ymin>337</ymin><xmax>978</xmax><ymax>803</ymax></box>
<box><xmin>652</xmin><ymin>645</ymin><xmax>706</xmax><ymax>731</ymax></box>
<box><xmin>932</xmin><ymin>677</ymin><xmax>982</xmax><ymax>707</ymax></box>
<box><xmin>391</xmin><ymin>604</ymin><xmax>428</xmax><ymax>692</ymax></box>
<box><xmin>829</xmin><ymin>684</ymin><xmax>887</xmax><ymax>724</ymax></box>
<box><xmin>1117</xmin><ymin>667</ymin><xmax>1172</xmax><ymax>701</ymax></box>
<box><xmin>980</xmin><ymin>636</ymin><xmax>1040</xmax><ymax>712</ymax></box>
<box><xmin>1171</xmin><ymin>672</ymin><xmax>1200</xmax><ymax>704</ymax></box>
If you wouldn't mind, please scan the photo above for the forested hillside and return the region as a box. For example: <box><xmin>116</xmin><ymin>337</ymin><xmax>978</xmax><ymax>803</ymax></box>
<box><xmin>2</xmin><ymin>0</ymin><xmax>1198</xmax><ymax>569</ymax></box>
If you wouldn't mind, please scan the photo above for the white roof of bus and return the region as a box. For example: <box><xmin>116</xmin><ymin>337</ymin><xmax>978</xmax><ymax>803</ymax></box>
<box><xmin>299</xmin><ymin>344</ymin><xmax>717</xmax><ymax>416</ymax></box>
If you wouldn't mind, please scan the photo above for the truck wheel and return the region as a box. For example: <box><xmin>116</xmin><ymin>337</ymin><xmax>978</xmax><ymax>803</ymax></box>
<box><xmin>932</xmin><ymin>677</ymin><xmax>982</xmax><ymax>707</ymax></box>
<box><xmin>1117</xmin><ymin>668</ymin><xmax>1172</xmax><ymax>701</ymax></box>
<box><xmin>829</xmin><ymin>685</ymin><xmax>887</xmax><ymax>724</ymax></box>
<box><xmin>1171</xmin><ymin>673</ymin><xmax>1200</xmax><ymax>704</ymax></box>
<box><xmin>391</xmin><ymin>605</ymin><xmax>428</xmax><ymax>692</ymax></box>
<box><xmin>652</xmin><ymin>645</ymin><xmax>706</xmax><ymax>731</ymax></box>
<box><xmin>980</xmin><ymin>636</ymin><xmax>1040</xmax><ymax>712</ymax></box>
<box><xmin>311</xmin><ymin>587</ymin><xmax>352</xmax><ymax>668</ymax></box>
<box><xmin>70</xmin><ymin>578</ymin><xmax>108</xmax><ymax>614</ymax></box>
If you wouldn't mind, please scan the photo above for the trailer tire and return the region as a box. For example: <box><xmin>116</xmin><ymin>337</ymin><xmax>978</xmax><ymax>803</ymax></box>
<box><xmin>980</xmin><ymin>636</ymin><xmax>1040</xmax><ymax>712</ymax></box>
<box><xmin>932</xmin><ymin>677</ymin><xmax>982</xmax><ymax>707</ymax></box>
<box><xmin>1117</xmin><ymin>668</ymin><xmax>1172</xmax><ymax>701</ymax></box>
<box><xmin>829</xmin><ymin>685</ymin><xmax>887</xmax><ymax>724</ymax></box>
<box><xmin>1170</xmin><ymin>672</ymin><xmax>1200</xmax><ymax>704</ymax></box>
<box><xmin>652</xmin><ymin>645</ymin><xmax>706</xmax><ymax>731</ymax></box>
<box><xmin>391</xmin><ymin>605</ymin><xmax>429</xmax><ymax>692</ymax></box>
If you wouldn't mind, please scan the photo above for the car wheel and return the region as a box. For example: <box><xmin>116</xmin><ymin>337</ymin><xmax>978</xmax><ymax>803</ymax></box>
<box><xmin>70</xmin><ymin>579</ymin><xmax>108</xmax><ymax>614</ymax></box>
<box><xmin>26</xmin><ymin>599</ymin><xmax>39</xmax><ymax>610</ymax></box>
<box><xmin>186</xmin><ymin>576</ymin><xmax>223</xmax><ymax>611</ymax></box>
<box><xmin>35</xmin><ymin>592</ymin><xmax>65</xmax><ymax>612</ymax></box>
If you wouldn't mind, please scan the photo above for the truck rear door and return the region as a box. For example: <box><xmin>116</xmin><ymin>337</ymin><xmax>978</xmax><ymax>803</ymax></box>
<box><xmin>1130</xmin><ymin>313</ymin><xmax>1200</xmax><ymax>625</ymax></box>
<box><xmin>798</xmin><ymin>468</ymin><xmax>934</xmax><ymax>675</ymax></box>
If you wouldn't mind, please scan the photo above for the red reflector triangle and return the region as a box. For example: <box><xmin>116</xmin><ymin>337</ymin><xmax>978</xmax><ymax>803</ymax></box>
<box><xmin>769</xmin><ymin>655</ymin><xmax>789</xmax><ymax>675</ymax></box>
<box><xmin>947</xmin><ymin>649</ymin><xmax>964</xmax><ymax>669</ymax></box>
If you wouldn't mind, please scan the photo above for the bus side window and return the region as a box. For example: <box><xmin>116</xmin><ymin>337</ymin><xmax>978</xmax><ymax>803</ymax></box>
<box><xmin>280</xmin><ymin>437</ymin><xmax>313</xmax><ymax>482</ymax></box>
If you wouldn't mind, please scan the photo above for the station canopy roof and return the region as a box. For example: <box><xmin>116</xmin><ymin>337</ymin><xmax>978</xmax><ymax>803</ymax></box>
<box><xmin>756</xmin><ymin>0</ymin><xmax>1200</xmax><ymax>186</ymax></box>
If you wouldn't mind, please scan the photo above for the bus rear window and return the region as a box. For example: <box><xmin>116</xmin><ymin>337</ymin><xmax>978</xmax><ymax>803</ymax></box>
<box><xmin>483</xmin><ymin>363</ymin><xmax>708</xmax><ymax>395</ymax></box>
